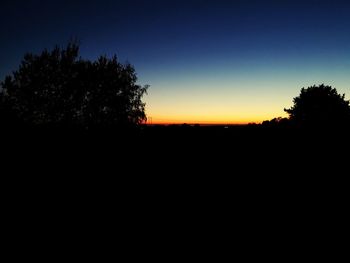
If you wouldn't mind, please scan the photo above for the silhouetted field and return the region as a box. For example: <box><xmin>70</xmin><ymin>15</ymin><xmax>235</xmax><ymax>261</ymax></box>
<box><xmin>1</xmin><ymin>124</ymin><xmax>348</xmax><ymax>222</ymax></box>
<box><xmin>1</xmin><ymin>124</ymin><xmax>347</xmax><ymax>165</ymax></box>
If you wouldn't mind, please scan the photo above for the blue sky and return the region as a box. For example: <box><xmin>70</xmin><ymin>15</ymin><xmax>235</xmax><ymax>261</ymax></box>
<box><xmin>1</xmin><ymin>0</ymin><xmax>350</xmax><ymax>123</ymax></box>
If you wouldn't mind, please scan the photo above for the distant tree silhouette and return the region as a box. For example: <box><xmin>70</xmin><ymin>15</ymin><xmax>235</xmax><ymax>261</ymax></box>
<box><xmin>261</xmin><ymin>117</ymin><xmax>289</xmax><ymax>128</ymax></box>
<box><xmin>284</xmin><ymin>84</ymin><xmax>350</xmax><ymax>127</ymax></box>
<box><xmin>0</xmin><ymin>42</ymin><xmax>148</xmax><ymax>129</ymax></box>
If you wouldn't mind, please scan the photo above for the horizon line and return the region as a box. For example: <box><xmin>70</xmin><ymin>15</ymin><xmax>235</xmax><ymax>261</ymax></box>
<box><xmin>145</xmin><ymin>121</ymin><xmax>259</xmax><ymax>126</ymax></box>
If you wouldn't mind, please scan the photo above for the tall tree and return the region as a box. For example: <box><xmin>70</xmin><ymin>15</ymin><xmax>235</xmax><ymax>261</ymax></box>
<box><xmin>284</xmin><ymin>84</ymin><xmax>350</xmax><ymax>127</ymax></box>
<box><xmin>0</xmin><ymin>42</ymin><xmax>148</xmax><ymax>129</ymax></box>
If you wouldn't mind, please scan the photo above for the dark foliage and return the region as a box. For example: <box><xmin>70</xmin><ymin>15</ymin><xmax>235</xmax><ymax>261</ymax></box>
<box><xmin>0</xmin><ymin>42</ymin><xmax>148</xmax><ymax>130</ymax></box>
<box><xmin>284</xmin><ymin>84</ymin><xmax>350</xmax><ymax>127</ymax></box>
<box><xmin>261</xmin><ymin>117</ymin><xmax>290</xmax><ymax>128</ymax></box>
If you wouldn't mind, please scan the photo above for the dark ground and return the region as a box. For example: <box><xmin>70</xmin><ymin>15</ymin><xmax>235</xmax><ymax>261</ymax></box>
<box><xmin>1</xmin><ymin>123</ymin><xmax>347</xmax><ymax>202</ymax></box>
<box><xmin>1</xmin><ymin>124</ymin><xmax>347</xmax><ymax>173</ymax></box>
<box><xmin>1</xmin><ymin>124</ymin><xmax>347</xmax><ymax>249</ymax></box>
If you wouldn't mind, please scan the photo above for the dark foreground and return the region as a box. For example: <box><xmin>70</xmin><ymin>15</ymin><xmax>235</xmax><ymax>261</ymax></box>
<box><xmin>2</xmin><ymin>124</ymin><xmax>348</xmax><ymax>250</ymax></box>
<box><xmin>1</xmin><ymin>124</ymin><xmax>348</xmax><ymax>171</ymax></box>
<box><xmin>2</xmin><ymin>123</ymin><xmax>348</xmax><ymax>202</ymax></box>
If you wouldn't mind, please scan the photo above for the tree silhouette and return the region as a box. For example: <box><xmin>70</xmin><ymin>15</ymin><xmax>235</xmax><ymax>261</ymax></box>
<box><xmin>284</xmin><ymin>84</ymin><xmax>350</xmax><ymax>127</ymax></box>
<box><xmin>261</xmin><ymin>117</ymin><xmax>290</xmax><ymax>128</ymax></box>
<box><xmin>0</xmin><ymin>42</ymin><xmax>148</xmax><ymax>129</ymax></box>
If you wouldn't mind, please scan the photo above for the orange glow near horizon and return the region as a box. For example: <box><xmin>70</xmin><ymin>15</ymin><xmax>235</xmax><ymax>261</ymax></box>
<box><xmin>142</xmin><ymin>76</ymin><xmax>300</xmax><ymax>126</ymax></box>
<box><xmin>146</xmin><ymin>111</ymin><xmax>288</xmax><ymax>125</ymax></box>
<box><xmin>145</xmin><ymin>92</ymin><xmax>290</xmax><ymax>125</ymax></box>
<box><xmin>142</xmin><ymin>75</ymin><xmax>350</xmax><ymax>126</ymax></box>
<box><xmin>146</xmin><ymin>107</ymin><xmax>289</xmax><ymax>125</ymax></box>
<box><xmin>148</xmin><ymin>119</ymin><xmax>250</xmax><ymax>125</ymax></box>
<box><xmin>147</xmin><ymin>116</ymin><xmax>280</xmax><ymax>125</ymax></box>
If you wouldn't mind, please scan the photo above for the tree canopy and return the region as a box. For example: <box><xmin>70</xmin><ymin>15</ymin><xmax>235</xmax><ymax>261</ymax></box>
<box><xmin>0</xmin><ymin>42</ymin><xmax>148</xmax><ymax>130</ymax></box>
<box><xmin>284</xmin><ymin>84</ymin><xmax>350</xmax><ymax>127</ymax></box>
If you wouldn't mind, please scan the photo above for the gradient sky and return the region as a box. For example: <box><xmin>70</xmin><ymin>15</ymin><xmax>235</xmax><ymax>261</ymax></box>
<box><xmin>1</xmin><ymin>0</ymin><xmax>350</xmax><ymax>124</ymax></box>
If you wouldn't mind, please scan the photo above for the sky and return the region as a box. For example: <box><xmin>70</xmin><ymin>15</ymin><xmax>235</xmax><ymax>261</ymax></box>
<box><xmin>1</xmin><ymin>0</ymin><xmax>350</xmax><ymax>124</ymax></box>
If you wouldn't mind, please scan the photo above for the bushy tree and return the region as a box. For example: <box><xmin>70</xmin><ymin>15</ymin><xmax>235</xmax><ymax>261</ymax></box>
<box><xmin>284</xmin><ymin>84</ymin><xmax>350</xmax><ymax>127</ymax></box>
<box><xmin>0</xmin><ymin>42</ymin><xmax>148</xmax><ymax>129</ymax></box>
<box><xmin>261</xmin><ymin>117</ymin><xmax>290</xmax><ymax>128</ymax></box>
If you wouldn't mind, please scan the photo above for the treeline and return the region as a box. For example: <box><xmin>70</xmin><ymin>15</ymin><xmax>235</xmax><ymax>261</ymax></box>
<box><xmin>1</xmin><ymin>42</ymin><xmax>350</xmax><ymax>131</ymax></box>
